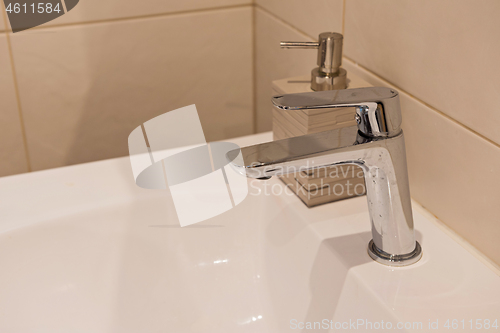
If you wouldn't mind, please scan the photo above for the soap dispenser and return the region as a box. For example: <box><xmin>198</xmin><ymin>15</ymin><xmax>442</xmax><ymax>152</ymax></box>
<box><xmin>272</xmin><ymin>32</ymin><xmax>373</xmax><ymax>207</ymax></box>
<box><xmin>281</xmin><ymin>32</ymin><xmax>347</xmax><ymax>91</ymax></box>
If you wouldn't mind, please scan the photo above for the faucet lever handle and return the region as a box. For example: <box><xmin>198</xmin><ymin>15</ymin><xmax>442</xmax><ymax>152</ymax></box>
<box><xmin>272</xmin><ymin>87</ymin><xmax>402</xmax><ymax>138</ymax></box>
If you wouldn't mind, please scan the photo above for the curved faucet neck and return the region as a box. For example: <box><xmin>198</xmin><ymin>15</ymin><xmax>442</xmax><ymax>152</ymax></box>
<box><xmin>230</xmin><ymin>87</ymin><xmax>422</xmax><ymax>266</ymax></box>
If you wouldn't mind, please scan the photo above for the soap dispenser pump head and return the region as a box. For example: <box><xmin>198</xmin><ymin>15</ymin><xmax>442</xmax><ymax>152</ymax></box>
<box><xmin>280</xmin><ymin>32</ymin><xmax>347</xmax><ymax>91</ymax></box>
<box><xmin>317</xmin><ymin>32</ymin><xmax>343</xmax><ymax>74</ymax></box>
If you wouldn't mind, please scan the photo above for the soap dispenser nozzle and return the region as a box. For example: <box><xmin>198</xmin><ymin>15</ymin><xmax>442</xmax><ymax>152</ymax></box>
<box><xmin>281</xmin><ymin>32</ymin><xmax>347</xmax><ymax>91</ymax></box>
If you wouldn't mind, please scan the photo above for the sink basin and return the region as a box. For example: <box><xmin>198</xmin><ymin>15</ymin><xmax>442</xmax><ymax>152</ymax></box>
<box><xmin>0</xmin><ymin>132</ymin><xmax>499</xmax><ymax>332</ymax></box>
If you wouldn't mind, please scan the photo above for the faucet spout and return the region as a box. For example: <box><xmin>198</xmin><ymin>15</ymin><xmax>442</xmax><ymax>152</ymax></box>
<box><xmin>230</xmin><ymin>125</ymin><xmax>361</xmax><ymax>179</ymax></box>
<box><xmin>230</xmin><ymin>87</ymin><xmax>422</xmax><ymax>266</ymax></box>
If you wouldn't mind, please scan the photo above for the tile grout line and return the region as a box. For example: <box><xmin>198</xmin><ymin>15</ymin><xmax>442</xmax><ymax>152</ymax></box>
<box><xmin>23</xmin><ymin>3</ymin><xmax>252</xmax><ymax>31</ymax></box>
<box><xmin>60</xmin><ymin>0</ymin><xmax>68</xmax><ymax>13</ymax></box>
<box><xmin>255</xmin><ymin>4</ymin><xmax>315</xmax><ymax>41</ymax></box>
<box><xmin>1</xmin><ymin>3</ymin><xmax>32</xmax><ymax>172</ymax></box>
<box><xmin>344</xmin><ymin>56</ymin><xmax>500</xmax><ymax>150</ymax></box>
<box><xmin>251</xmin><ymin>4</ymin><xmax>257</xmax><ymax>133</ymax></box>
<box><xmin>341</xmin><ymin>0</ymin><xmax>346</xmax><ymax>35</ymax></box>
<box><xmin>1</xmin><ymin>2</ymin><xmax>10</xmax><ymax>33</ymax></box>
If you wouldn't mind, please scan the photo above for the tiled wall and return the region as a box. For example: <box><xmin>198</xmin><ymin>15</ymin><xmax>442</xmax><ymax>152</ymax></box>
<box><xmin>0</xmin><ymin>0</ymin><xmax>253</xmax><ymax>174</ymax></box>
<box><xmin>254</xmin><ymin>0</ymin><xmax>500</xmax><ymax>266</ymax></box>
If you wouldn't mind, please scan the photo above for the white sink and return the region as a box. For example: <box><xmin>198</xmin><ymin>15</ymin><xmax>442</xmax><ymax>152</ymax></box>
<box><xmin>0</xmin><ymin>133</ymin><xmax>499</xmax><ymax>333</ymax></box>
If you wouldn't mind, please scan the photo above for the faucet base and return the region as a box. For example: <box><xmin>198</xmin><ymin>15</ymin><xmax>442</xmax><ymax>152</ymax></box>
<box><xmin>368</xmin><ymin>240</ymin><xmax>422</xmax><ymax>267</ymax></box>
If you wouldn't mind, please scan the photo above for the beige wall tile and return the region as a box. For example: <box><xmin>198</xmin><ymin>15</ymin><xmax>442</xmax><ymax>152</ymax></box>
<box><xmin>255</xmin><ymin>0</ymin><xmax>343</xmax><ymax>39</ymax></box>
<box><xmin>344</xmin><ymin>59</ymin><xmax>500</xmax><ymax>266</ymax></box>
<box><xmin>344</xmin><ymin>0</ymin><xmax>500</xmax><ymax>145</ymax></box>
<box><xmin>0</xmin><ymin>34</ymin><xmax>29</xmax><ymax>176</ymax></box>
<box><xmin>255</xmin><ymin>8</ymin><xmax>316</xmax><ymax>132</ymax></box>
<box><xmin>40</xmin><ymin>0</ymin><xmax>251</xmax><ymax>27</ymax></box>
<box><xmin>11</xmin><ymin>8</ymin><xmax>253</xmax><ymax>171</ymax></box>
<box><xmin>0</xmin><ymin>9</ymin><xmax>5</xmax><ymax>32</ymax></box>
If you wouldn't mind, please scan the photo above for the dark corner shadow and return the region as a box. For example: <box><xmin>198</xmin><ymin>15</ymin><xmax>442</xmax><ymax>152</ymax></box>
<box><xmin>148</xmin><ymin>224</ymin><xmax>225</xmax><ymax>228</ymax></box>
<box><xmin>301</xmin><ymin>231</ymin><xmax>373</xmax><ymax>333</ymax></box>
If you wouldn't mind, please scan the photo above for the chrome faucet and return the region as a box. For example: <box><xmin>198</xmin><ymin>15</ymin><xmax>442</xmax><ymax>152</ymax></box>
<box><xmin>230</xmin><ymin>87</ymin><xmax>422</xmax><ymax>266</ymax></box>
